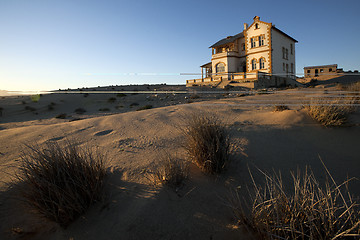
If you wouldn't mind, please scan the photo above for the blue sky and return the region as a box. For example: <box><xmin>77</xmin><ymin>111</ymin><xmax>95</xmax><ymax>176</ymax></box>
<box><xmin>0</xmin><ymin>0</ymin><xmax>359</xmax><ymax>91</ymax></box>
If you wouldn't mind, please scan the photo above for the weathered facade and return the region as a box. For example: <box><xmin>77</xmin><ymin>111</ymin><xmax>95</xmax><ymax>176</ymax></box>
<box><xmin>304</xmin><ymin>64</ymin><xmax>339</xmax><ymax>78</ymax></box>
<box><xmin>187</xmin><ymin>16</ymin><xmax>299</xmax><ymax>88</ymax></box>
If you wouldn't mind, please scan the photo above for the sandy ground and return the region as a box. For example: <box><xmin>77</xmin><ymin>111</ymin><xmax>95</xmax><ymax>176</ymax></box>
<box><xmin>0</xmin><ymin>84</ymin><xmax>359</xmax><ymax>239</ymax></box>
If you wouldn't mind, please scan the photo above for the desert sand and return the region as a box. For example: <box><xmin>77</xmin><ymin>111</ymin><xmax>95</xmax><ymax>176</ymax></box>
<box><xmin>0</xmin><ymin>84</ymin><xmax>359</xmax><ymax>239</ymax></box>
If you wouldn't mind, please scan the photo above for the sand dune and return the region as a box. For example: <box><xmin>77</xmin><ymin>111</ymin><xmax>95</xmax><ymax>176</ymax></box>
<box><xmin>0</xmin><ymin>86</ymin><xmax>359</xmax><ymax>239</ymax></box>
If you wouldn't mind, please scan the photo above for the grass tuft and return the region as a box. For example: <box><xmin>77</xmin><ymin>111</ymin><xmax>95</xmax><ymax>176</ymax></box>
<box><xmin>55</xmin><ymin>113</ymin><xmax>67</xmax><ymax>119</ymax></box>
<box><xmin>229</xmin><ymin>164</ymin><xmax>360</xmax><ymax>239</ymax></box>
<box><xmin>273</xmin><ymin>105</ymin><xmax>289</xmax><ymax>112</ymax></box>
<box><xmin>136</xmin><ymin>105</ymin><xmax>153</xmax><ymax>111</ymax></box>
<box><xmin>107</xmin><ymin>97</ymin><xmax>116</xmax><ymax>103</ymax></box>
<box><xmin>151</xmin><ymin>153</ymin><xmax>189</xmax><ymax>189</ymax></box>
<box><xmin>15</xmin><ymin>140</ymin><xmax>107</xmax><ymax>228</ymax></box>
<box><xmin>183</xmin><ymin>113</ymin><xmax>230</xmax><ymax>174</ymax></box>
<box><xmin>25</xmin><ymin>106</ymin><xmax>36</xmax><ymax>111</ymax></box>
<box><xmin>304</xmin><ymin>98</ymin><xmax>356</xmax><ymax>126</ymax></box>
<box><xmin>74</xmin><ymin>108</ymin><xmax>86</xmax><ymax>114</ymax></box>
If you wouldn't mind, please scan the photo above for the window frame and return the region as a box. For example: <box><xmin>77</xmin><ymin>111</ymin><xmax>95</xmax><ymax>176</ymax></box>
<box><xmin>251</xmin><ymin>59</ymin><xmax>257</xmax><ymax>70</ymax></box>
<box><xmin>258</xmin><ymin>35</ymin><xmax>264</xmax><ymax>47</ymax></box>
<box><xmin>259</xmin><ymin>58</ymin><xmax>265</xmax><ymax>69</ymax></box>
<box><xmin>215</xmin><ymin>63</ymin><xmax>225</xmax><ymax>73</ymax></box>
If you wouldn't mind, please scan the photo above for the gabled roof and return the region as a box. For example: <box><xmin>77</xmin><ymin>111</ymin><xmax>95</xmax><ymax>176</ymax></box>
<box><xmin>272</xmin><ymin>26</ymin><xmax>298</xmax><ymax>43</ymax></box>
<box><xmin>209</xmin><ymin>24</ymin><xmax>298</xmax><ymax>49</ymax></box>
<box><xmin>209</xmin><ymin>32</ymin><xmax>244</xmax><ymax>48</ymax></box>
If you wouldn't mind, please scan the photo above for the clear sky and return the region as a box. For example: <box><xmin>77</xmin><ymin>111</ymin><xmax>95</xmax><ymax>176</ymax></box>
<box><xmin>1</xmin><ymin>0</ymin><xmax>359</xmax><ymax>91</ymax></box>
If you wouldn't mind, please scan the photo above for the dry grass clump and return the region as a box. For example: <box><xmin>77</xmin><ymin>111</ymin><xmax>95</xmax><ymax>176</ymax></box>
<box><xmin>74</xmin><ymin>108</ymin><xmax>86</xmax><ymax>114</ymax></box>
<box><xmin>229</xmin><ymin>164</ymin><xmax>360</xmax><ymax>239</ymax></box>
<box><xmin>304</xmin><ymin>98</ymin><xmax>356</xmax><ymax>126</ymax></box>
<box><xmin>55</xmin><ymin>113</ymin><xmax>67</xmax><ymax>119</ymax></box>
<box><xmin>183</xmin><ymin>113</ymin><xmax>230</xmax><ymax>174</ymax></box>
<box><xmin>16</xmin><ymin>140</ymin><xmax>107</xmax><ymax>228</ymax></box>
<box><xmin>273</xmin><ymin>105</ymin><xmax>289</xmax><ymax>112</ymax></box>
<box><xmin>136</xmin><ymin>105</ymin><xmax>153</xmax><ymax>111</ymax></box>
<box><xmin>151</xmin><ymin>153</ymin><xmax>189</xmax><ymax>189</ymax></box>
<box><xmin>107</xmin><ymin>97</ymin><xmax>116</xmax><ymax>103</ymax></box>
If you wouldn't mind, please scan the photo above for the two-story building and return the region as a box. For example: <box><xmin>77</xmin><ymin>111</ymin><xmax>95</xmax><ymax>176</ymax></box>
<box><xmin>186</xmin><ymin>16</ymin><xmax>299</xmax><ymax>88</ymax></box>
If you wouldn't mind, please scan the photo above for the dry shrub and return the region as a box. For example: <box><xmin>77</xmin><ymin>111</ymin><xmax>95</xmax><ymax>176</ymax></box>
<box><xmin>74</xmin><ymin>108</ymin><xmax>86</xmax><ymax>114</ymax></box>
<box><xmin>304</xmin><ymin>98</ymin><xmax>356</xmax><ymax>126</ymax></box>
<box><xmin>273</xmin><ymin>105</ymin><xmax>289</xmax><ymax>112</ymax></box>
<box><xmin>136</xmin><ymin>105</ymin><xmax>152</xmax><ymax>111</ymax></box>
<box><xmin>152</xmin><ymin>153</ymin><xmax>189</xmax><ymax>189</ymax></box>
<box><xmin>183</xmin><ymin>113</ymin><xmax>230</xmax><ymax>174</ymax></box>
<box><xmin>229</xmin><ymin>164</ymin><xmax>360</xmax><ymax>239</ymax></box>
<box><xmin>16</xmin><ymin>140</ymin><xmax>107</xmax><ymax>228</ymax></box>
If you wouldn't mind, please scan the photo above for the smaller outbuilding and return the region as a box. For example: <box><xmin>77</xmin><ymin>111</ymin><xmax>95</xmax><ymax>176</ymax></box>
<box><xmin>303</xmin><ymin>64</ymin><xmax>341</xmax><ymax>78</ymax></box>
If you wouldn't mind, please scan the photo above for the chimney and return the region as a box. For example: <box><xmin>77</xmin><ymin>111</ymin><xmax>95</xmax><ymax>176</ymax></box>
<box><xmin>254</xmin><ymin>16</ymin><xmax>260</xmax><ymax>21</ymax></box>
<box><xmin>244</xmin><ymin>23</ymin><xmax>248</xmax><ymax>30</ymax></box>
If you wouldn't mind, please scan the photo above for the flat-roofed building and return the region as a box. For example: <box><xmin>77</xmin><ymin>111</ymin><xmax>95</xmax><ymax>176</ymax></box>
<box><xmin>304</xmin><ymin>64</ymin><xmax>339</xmax><ymax>78</ymax></box>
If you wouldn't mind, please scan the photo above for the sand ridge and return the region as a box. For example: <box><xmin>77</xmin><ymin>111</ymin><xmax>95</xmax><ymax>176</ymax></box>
<box><xmin>0</xmin><ymin>86</ymin><xmax>359</xmax><ymax>239</ymax></box>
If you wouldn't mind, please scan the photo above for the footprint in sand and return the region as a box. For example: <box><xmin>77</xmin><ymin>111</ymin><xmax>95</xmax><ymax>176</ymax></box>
<box><xmin>94</xmin><ymin>130</ymin><xmax>113</xmax><ymax>136</ymax></box>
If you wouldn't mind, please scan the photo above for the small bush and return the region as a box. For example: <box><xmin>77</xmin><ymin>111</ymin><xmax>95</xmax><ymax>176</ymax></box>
<box><xmin>99</xmin><ymin>108</ymin><xmax>110</xmax><ymax>111</ymax></box>
<box><xmin>273</xmin><ymin>105</ymin><xmax>289</xmax><ymax>112</ymax></box>
<box><xmin>25</xmin><ymin>106</ymin><xmax>36</xmax><ymax>111</ymax></box>
<box><xmin>116</xmin><ymin>93</ymin><xmax>126</xmax><ymax>98</ymax></box>
<box><xmin>305</xmin><ymin>98</ymin><xmax>356</xmax><ymax>126</ymax></box>
<box><xmin>183</xmin><ymin>113</ymin><xmax>230</xmax><ymax>174</ymax></box>
<box><xmin>108</xmin><ymin>97</ymin><xmax>116</xmax><ymax>103</ymax></box>
<box><xmin>48</xmin><ymin>105</ymin><xmax>54</xmax><ymax>111</ymax></box>
<box><xmin>115</xmin><ymin>105</ymin><xmax>124</xmax><ymax>109</ymax></box>
<box><xmin>136</xmin><ymin>105</ymin><xmax>153</xmax><ymax>111</ymax></box>
<box><xmin>229</xmin><ymin>164</ymin><xmax>360</xmax><ymax>239</ymax></box>
<box><xmin>55</xmin><ymin>113</ymin><xmax>67</xmax><ymax>119</ymax></box>
<box><xmin>16</xmin><ymin>140</ymin><xmax>107</xmax><ymax>228</ymax></box>
<box><xmin>151</xmin><ymin>153</ymin><xmax>189</xmax><ymax>189</ymax></box>
<box><xmin>74</xmin><ymin>108</ymin><xmax>86</xmax><ymax>114</ymax></box>
<box><xmin>190</xmin><ymin>94</ymin><xmax>200</xmax><ymax>99</ymax></box>
<box><xmin>130</xmin><ymin>102</ymin><xmax>139</xmax><ymax>107</ymax></box>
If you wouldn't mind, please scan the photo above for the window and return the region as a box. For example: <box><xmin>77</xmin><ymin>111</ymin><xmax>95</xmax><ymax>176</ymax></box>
<box><xmin>283</xmin><ymin>63</ymin><xmax>285</xmax><ymax>71</ymax></box>
<box><xmin>242</xmin><ymin>43</ymin><xmax>245</xmax><ymax>51</ymax></box>
<box><xmin>286</xmin><ymin>64</ymin><xmax>289</xmax><ymax>73</ymax></box>
<box><xmin>320</xmin><ymin>69</ymin><xmax>324</xmax><ymax>73</ymax></box>
<box><xmin>329</xmin><ymin>68</ymin><xmax>332</xmax><ymax>72</ymax></box>
<box><xmin>215</xmin><ymin>63</ymin><xmax>225</xmax><ymax>73</ymax></box>
<box><xmin>255</xmin><ymin>23</ymin><xmax>259</xmax><ymax>29</ymax></box>
<box><xmin>251</xmin><ymin>38</ymin><xmax>256</xmax><ymax>48</ymax></box>
<box><xmin>252</xmin><ymin>59</ymin><xmax>257</xmax><ymax>70</ymax></box>
<box><xmin>291</xmin><ymin>63</ymin><xmax>294</xmax><ymax>73</ymax></box>
<box><xmin>307</xmin><ymin>70</ymin><xmax>310</xmax><ymax>73</ymax></box>
<box><xmin>290</xmin><ymin>44</ymin><xmax>293</xmax><ymax>54</ymax></box>
<box><xmin>282</xmin><ymin>47</ymin><xmax>285</xmax><ymax>59</ymax></box>
<box><xmin>259</xmin><ymin>35</ymin><xmax>264</xmax><ymax>46</ymax></box>
<box><xmin>259</xmin><ymin>58</ymin><xmax>265</xmax><ymax>69</ymax></box>
<box><xmin>285</xmin><ymin>49</ymin><xmax>288</xmax><ymax>59</ymax></box>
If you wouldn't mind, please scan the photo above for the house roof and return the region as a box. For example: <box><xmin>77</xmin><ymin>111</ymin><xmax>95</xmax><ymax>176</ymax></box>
<box><xmin>209</xmin><ymin>32</ymin><xmax>244</xmax><ymax>48</ymax></box>
<box><xmin>209</xmin><ymin>25</ymin><xmax>297</xmax><ymax>48</ymax></box>
<box><xmin>272</xmin><ymin>26</ymin><xmax>298</xmax><ymax>43</ymax></box>
<box><xmin>304</xmin><ymin>64</ymin><xmax>338</xmax><ymax>69</ymax></box>
<box><xmin>200</xmin><ymin>62</ymin><xmax>212</xmax><ymax>68</ymax></box>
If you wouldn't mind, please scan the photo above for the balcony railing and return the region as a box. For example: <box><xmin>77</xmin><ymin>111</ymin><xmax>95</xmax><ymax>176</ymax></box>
<box><xmin>212</xmin><ymin>51</ymin><xmax>239</xmax><ymax>58</ymax></box>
